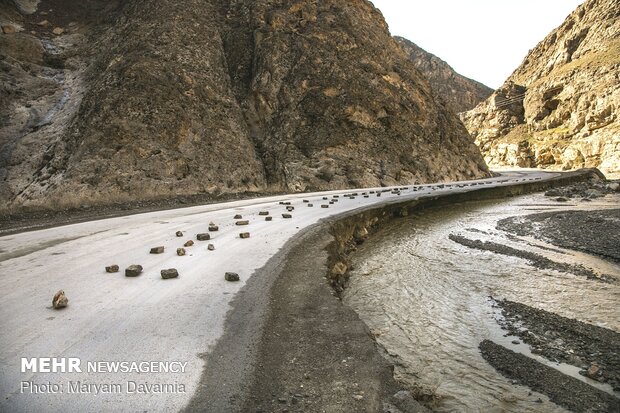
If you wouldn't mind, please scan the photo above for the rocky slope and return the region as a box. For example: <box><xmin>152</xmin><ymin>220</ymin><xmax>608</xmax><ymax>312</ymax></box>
<box><xmin>462</xmin><ymin>0</ymin><xmax>619</xmax><ymax>177</ymax></box>
<box><xmin>395</xmin><ymin>36</ymin><xmax>493</xmax><ymax>114</ymax></box>
<box><xmin>0</xmin><ymin>0</ymin><xmax>489</xmax><ymax>209</ymax></box>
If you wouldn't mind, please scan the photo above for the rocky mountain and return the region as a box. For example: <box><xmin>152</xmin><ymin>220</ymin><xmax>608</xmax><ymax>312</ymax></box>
<box><xmin>395</xmin><ymin>36</ymin><xmax>493</xmax><ymax>114</ymax></box>
<box><xmin>0</xmin><ymin>0</ymin><xmax>489</xmax><ymax>209</ymax></box>
<box><xmin>462</xmin><ymin>0</ymin><xmax>619</xmax><ymax>176</ymax></box>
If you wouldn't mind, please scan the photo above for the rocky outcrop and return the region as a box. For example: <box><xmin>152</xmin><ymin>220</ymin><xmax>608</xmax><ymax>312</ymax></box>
<box><xmin>462</xmin><ymin>0</ymin><xmax>619</xmax><ymax>176</ymax></box>
<box><xmin>395</xmin><ymin>36</ymin><xmax>493</xmax><ymax>114</ymax></box>
<box><xmin>1</xmin><ymin>0</ymin><xmax>489</xmax><ymax>210</ymax></box>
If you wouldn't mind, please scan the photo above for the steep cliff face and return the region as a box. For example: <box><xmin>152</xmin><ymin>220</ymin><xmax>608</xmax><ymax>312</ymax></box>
<box><xmin>462</xmin><ymin>0</ymin><xmax>619</xmax><ymax>176</ymax></box>
<box><xmin>395</xmin><ymin>36</ymin><xmax>493</xmax><ymax>114</ymax></box>
<box><xmin>1</xmin><ymin>0</ymin><xmax>489</xmax><ymax>209</ymax></box>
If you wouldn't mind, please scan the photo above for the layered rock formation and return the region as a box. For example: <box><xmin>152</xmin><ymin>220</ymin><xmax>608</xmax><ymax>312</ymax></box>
<box><xmin>1</xmin><ymin>0</ymin><xmax>489</xmax><ymax>209</ymax></box>
<box><xmin>395</xmin><ymin>36</ymin><xmax>493</xmax><ymax>114</ymax></box>
<box><xmin>462</xmin><ymin>0</ymin><xmax>619</xmax><ymax>176</ymax></box>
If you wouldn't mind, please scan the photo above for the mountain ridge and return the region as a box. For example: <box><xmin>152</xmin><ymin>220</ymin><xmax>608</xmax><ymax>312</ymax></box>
<box><xmin>461</xmin><ymin>0</ymin><xmax>619</xmax><ymax>176</ymax></box>
<box><xmin>0</xmin><ymin>0</ymin><xmax>490</xmax><ymax>209</ymax></box>
<box><xmin>395</xmin><ymin>36</ymin><xmax>493</xmax><ymax>114</ymax></box>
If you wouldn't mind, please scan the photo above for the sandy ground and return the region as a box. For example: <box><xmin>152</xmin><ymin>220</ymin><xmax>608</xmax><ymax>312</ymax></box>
<box><xmin>0</xmin><ymin>170</ymin><xmax>558</xmax><ymax>412</ymax></box>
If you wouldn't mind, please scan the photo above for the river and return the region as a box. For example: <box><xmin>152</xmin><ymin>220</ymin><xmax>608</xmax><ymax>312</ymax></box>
<box><xmin>344</xmin><ymin>193</ymin><xmax>620</xmax><ymax>412</ymax></box>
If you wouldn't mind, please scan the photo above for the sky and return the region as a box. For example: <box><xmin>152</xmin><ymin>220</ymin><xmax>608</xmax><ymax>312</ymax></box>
<box><xmin>370</xmin><ymin>0</ymin><xmax>584</xmax><ymax>88</ymax></box>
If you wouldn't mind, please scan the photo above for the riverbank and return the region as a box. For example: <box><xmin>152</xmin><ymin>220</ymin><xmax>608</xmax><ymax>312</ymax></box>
<box><xmin>184</xmin><ymin>168</ymin><xmax>617</xmax><ymax>412</ymax></box>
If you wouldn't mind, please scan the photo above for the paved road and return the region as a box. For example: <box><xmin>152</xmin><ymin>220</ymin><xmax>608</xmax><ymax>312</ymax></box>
<box><xmin>0</xmin><ymin>170</ymin><xmax>557</xmax><ymax>412</ymax></box>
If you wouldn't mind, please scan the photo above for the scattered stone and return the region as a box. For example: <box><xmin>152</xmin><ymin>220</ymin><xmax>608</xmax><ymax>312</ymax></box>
<box><xmin>352</xmin><ymin>394</ymin><xmax>364</xmax><ymax>401</ymax></box>
<box><xmin>207</xmin><ymin>244</ymin><xmax>215</xmax><ymax>251</ymax></box>
<box><xmin>286</xmin><ymin>206</ymin><xmax>294</xmax><ymax>211</ymax></box>
<box><xmin>585</xmin><ymin>363</ymin><xmax>600</xmax><ymax>379</ymax></box>
<box><xmin>329</xmin><ymin>201</ymin><xmax>334</xmax><ymax>204</ymax></box>
<box><xmin>52</xmin><ymin>290</ymin><xmax>68</xmax><ymax>309</ymax></box>
<box><xmin>282</xmin><ymin>213</ymin><xmax>292</xmax><ymax>218</ymax></box>
<box><xmin>1</xmin><ymin>24</ymin><xmax>16</xmax><ymax>34</ymax></box>
<box><xmin>234</xmin><ymin>214</ymin><xmax>242</xmax><ymax>219</ymax></box>
<box><xmin>307</xmin><ymin>203</ymin><xmax>313</xmax><ymax>207</ymax></box>
<box><xmin>225</xmin><ymin>272</ymin><xmax>240</xmax><ymax>281</ymax></box>
<box><xmin>265</xmin><ymin>216</ymin><xmax>273</xmax><ymax>221</ymax></box>
<box><xmin>236</xmin><ymin>220</ymin><xmax>249</xmax><ymax>225</ymax></box>
<box><xmin>332</xmin><ymin>262</ymin><xmax>347</xmax><ymax>275</ymax></box>
<box><xmin>208</xmin><ymin>224</ymin><xmax>219</xmax><ymax>231</ymax></box>
<box><xmin>555</xmin><ymin>197</ymin><xmax>568</xmax><ymax>202</ymax></box>
<box><xmin>125</xmin><ymin>265</ymin><xmax>143</xmax><ymax>277</ymax></box>
<box><xmin>376</xmin><ymin>193</ymin><xmax>381</xmax><ymax>197</ymax></box>
<box><xmin>105</xmin><ymin>265</ymin><xmax>119</xmax><ymax>273</ymax></box>
<box><xmin>150</xmin><ymin>246</ymin><xmax>165</xmax><ymax>254</ymax></box>
<box><xmin>37</xmin><ymin>20</ymin><xmax>49</xmax><ymax>27</ymax></box>
<box><xmin>175</xmin><ymin>231</ymin><xmax>183</xmax><ymax>237</ymax></box>
<box><xmin>177</xmin><ymin>248</ymin><xmax>186</xmax><ymax>256</ymax></box>
<box><xmin>322</xmin><ymin>196</ymin><xmax>328</xmax><ymax>200</ymax></box>
<box><xmin>184</xmin><ymin>240</ymin><xmax>194</xmax><ymax>247</ymax></box>
<box><xmin>161</xmin><ymin>268</ymin><xmax>179</xmax><ymax>279</ymax></box>
<box><xmin>321</xmin><ymin>205</ymin><xmax>329</xmax><ymax>208</ymax></box>
<box><xmin>239</xmin><ymin>232</ymin><xmax>250</xmax><ymax>239</ymax></box>
<box><xmin>197</xmin><ymin>233</ymin><xmax>211</xmax><ymax>241</ymax></box>
<box><xmin>52</xmin><ymin>27</ymin><xmax>64</xmax><ymax>35</ymax></box>
<box><xmin>608</xmin><ymin>183</ymin><xmax>619</xmax><ymax>192</ymax></box>
<box><xmin>302</xmin><ymin>199</ymin><xmax>309</xmax><ymax>203</ymax></box>
<box><xmin>258</xmin><ymin>211</ymin><xmax>269</xmax><ymax>215</ymax></box>
<box><xmin>511</xmin><ymin>340</ymin><xmax>520</xmax><ymax>345</ymax></box>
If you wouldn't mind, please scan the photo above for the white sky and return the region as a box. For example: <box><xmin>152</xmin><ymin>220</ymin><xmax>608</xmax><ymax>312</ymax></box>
<box><xmin>370</xmin><ymin>0</ymin><xmax>584</xmax><ymax>89</ymax></box>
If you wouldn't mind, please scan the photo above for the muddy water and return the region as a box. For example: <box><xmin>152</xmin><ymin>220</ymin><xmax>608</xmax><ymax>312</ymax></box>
<box><xmin>344</xmin><ymin>194</ymin><xmax>620</xmax><ymax>412</ymax></box>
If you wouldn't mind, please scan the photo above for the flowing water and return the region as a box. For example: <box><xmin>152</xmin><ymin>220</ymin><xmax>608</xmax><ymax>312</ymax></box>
<box><xmin>344</xmin><ymin>194</ymin><xmax>620</xmax><ymax>412</ymax></box>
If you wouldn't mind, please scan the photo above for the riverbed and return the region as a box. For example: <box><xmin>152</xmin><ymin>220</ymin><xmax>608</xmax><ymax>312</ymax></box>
<box><xmin>344</xmin><ymin>193</ymin><xmax>620</xmax><ymax>412</ymax></box>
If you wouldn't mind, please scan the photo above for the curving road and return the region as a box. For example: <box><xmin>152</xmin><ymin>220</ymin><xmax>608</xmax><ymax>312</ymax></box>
<box><xmin>0</xmin><ymin>170</ymin><xmax>560</xmax><ymax>412</ymax></box>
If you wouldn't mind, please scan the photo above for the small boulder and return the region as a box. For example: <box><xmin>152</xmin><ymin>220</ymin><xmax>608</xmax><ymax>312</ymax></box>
<box><xmin>150</xmin><ymin>246</ymin><xmax>165</xmax><ymax>254</ymax></box>
<box><xmin>184</xmin><ymin>240</ymin><xmax>194</xmax><ymax>247</ymax></box>
<box><xmin>332</xmin><ymin>262</ymin><xmax>347</xmax><ymax>275</ymax></box>
<box><xmin>282</xmin><ymin>213</ymin><xmax>292</xmax><ymax>218</ymax></box>
<box><xmin>286</xmin><ymin>206</ymin><xmax>294</xmax><ymax>211</ymax></box>
<box><xmin>209</xmin><ymin>224</ymin><xmax>219</xmax><ymax>231</ymax></box>
<box><xmin>322</xmin><ymin>197</ymin><xmax>328</xmax><ymax>200</ymax></box>
<box><xmin>175</xmin><ymin>231</ymin><xmax>183</xmax><ymax>237</ymax></box>
<box><xmin>207</xmin><ymin>244</ymin><xmax>215</xmax><ymax>251</ymax></box>
<box><xmin>321</xmin><ymin>205</ymin><xmax>329</xmax><ymax>208</ymax></box>
<box><xmin>555</xmin><ymin>197</ymin><xmax>568</xmax><ymax>202</ymax></box>
<box><xmin>125</xmin><ymin>265</ymin><xmax>143</xmax><ymax>277</ymax></box>
<box><xmin>585</xmin><ymin>363</ymin><xmax>600</xmax><ymax>379</ymax></box>
<box><xmin>302</xmin><ymin>199</ymin><xmax>309</xmax><ymax>203</ymax></box>
<box><xmin>37</xmin><ymin>20</ymin><xmax>49</xmax><ymax>27</ymax></box>
<box><xmin>258</xmin><ymin>211</ymin><xmax>269</xmax><ymax>216</ymax></box>
<box><xmin>105</xmin><ymin>265</ymin><xmax>119</xmax><ymax>273</ymax></box>
<box><xmin>236</xmin><ymin>220</ymin><xmax>249</xmax><ymax>226</ymax></box>
<box><xmin>239</xmin><ymin>232</ymin><xmax>250</xmax><ymax>239</ymax></box>
<box><xmin>225</xmin><ymin>272</ymin><xmax>240</xmax><ymax>282</ymax></box>
<box><xmin>608</xmin><ymin>182</ymin><xmax>619</xmax><ymax>192</ymax></box>
<box><xmin>161</xmin><ymin>268</ymin><xmax>179</xmax><ymax>279</ymax></box>
<box><xmin>52</xmin><ymin>290</ymin><xmax>68</xmax><ymax>309</ymax></box>
<box><xmin>197</xmin><ymin>233</ymin><xmax>211</xmax><ymax>241</ymax></box>
<box><xmin>52</xmin><ymin>27</ymin><xmax>64</xmax><ymax>35</ymax></box>
<box><xmin>265</xmin><ymin>216</ymin><xmax>273</xmax><ymax>221</ymax></box>
<box><xmin>307</xmin><ymin>203</ymin><xmax>314</xmax><ymax>207</ymax></box>
<box><xmin>234</xmin><ymin>214</ymin><xmax>243</xmax><ymax>219</ymax></box>
<box><xmin>1</xmin><ymin>24</ymin><xmax>16</xmax><ymax>34</ymax></box>
<box><xmin>177</xmin><ymin>248</ymin><xmax>186</xmax><ymax>256</ymax></box>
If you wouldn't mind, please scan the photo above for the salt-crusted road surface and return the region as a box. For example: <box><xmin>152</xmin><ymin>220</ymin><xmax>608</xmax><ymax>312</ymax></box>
<box><xmin>0</xmin><ymin>170</ymin><xmax>558</xmax><ymax>412</ymax></box>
